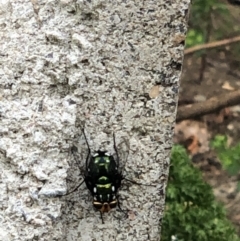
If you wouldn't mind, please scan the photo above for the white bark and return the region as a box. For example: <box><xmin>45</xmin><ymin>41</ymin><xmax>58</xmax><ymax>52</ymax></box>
<box><xmin>0</xmin><ymin>0</ymin><xmax>190</xmax><ymax>240</ymax></box>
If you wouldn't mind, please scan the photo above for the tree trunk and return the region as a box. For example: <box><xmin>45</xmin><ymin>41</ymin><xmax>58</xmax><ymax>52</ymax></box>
<box><xmin>0</xmin><ymin>0</ymin><xmax>190</xmax><ymax>240</ymax></box>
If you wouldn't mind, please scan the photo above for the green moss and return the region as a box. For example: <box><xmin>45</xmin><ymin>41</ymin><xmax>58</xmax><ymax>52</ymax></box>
<box><xmin>211</xmin><ymin>135</ymin><xmax>240</xmax><ymax>175</ymax></box>
<box><xmin>161</xmin><ymin>145</ymin><xmax>240</xmax><ymax>241</ymax></box>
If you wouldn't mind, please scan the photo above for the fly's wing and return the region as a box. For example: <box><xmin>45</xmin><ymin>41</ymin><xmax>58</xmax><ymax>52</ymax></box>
<box><xmin>113</xmin><ymin>134</ymin><xmax>130</xmax><ymax>175</ymax></box>
<box><xmin>72</xmin><ymin>130</ymin><xmax>90</xmax><ymax>174</ymax></box>
<box><xmin>65</xmin><ymin>132</ymin><xmax>89</xmax><ymax>194</ymax></box>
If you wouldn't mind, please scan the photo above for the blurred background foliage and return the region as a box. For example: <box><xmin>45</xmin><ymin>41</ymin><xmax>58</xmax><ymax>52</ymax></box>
<box><xmin>186</xmin><ymin>0</ymin><xmax>240</xmax><ymax>69</ymax></box>
<box><xmin>162</xmin><ymin>0</ymin><xmax>240</xmax><ymax>240</ymax></box>
<box><xmin>161</xmin><ymin>146</ymin><xmax>240</xmax><ymax>241</ymax></box>
<box><xmin>211</xmin><ymin>135</ymin><xmax>240</xmax><ymax>176</ymax></box>
<box><xmin>186</xmin><ymin>0</ymin><xmax>240</xmax><ymax>48</ymax></box>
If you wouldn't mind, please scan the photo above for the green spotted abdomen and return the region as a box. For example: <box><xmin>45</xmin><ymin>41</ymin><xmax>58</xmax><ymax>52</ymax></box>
<box><xmin>96</xmin><ymin>176</ymin><xmax>115</xmax><ymax>202</ymax></box>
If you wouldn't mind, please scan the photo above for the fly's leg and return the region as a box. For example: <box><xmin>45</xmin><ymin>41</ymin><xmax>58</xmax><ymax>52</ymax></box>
<box><xmin>123</xmin><ymin>177</ymin><xmax>155</xmax><ymax>187</ymax></box>
<box><xmin>62</xmin><ymin>179</ymin><xmax>85</xmax><ymax>196</ymax></box>
<box><xmin>100</xmin><ymin>211</ymin><xmax>104</xmax><ymax>224</ymax></box>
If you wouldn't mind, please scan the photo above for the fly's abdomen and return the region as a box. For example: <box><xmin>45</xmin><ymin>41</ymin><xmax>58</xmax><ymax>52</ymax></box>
<box><xmin>92</xmin><ymin>176</ymin><xmax>118</xmax><ymax>212</ymax></box>
<box><xmin>95</xmin><ymin>176</ymin><xmax>115</xmax><ymax>202</ymax></box>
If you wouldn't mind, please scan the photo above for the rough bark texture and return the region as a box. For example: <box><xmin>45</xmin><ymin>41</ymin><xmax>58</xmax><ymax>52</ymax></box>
<box><xmin>0</xmin><ymin>0</ymin><xmax>190</xmax><ymax>240</ymax></box>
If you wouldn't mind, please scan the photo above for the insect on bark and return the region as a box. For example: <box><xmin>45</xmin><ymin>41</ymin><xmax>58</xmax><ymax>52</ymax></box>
<box><xmin>65</xmin><ymin>129</ymin><xmax>153</xmax><ymax>223</ymax></box>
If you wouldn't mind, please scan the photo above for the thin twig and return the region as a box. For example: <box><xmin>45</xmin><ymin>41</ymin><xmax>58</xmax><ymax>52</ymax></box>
<box><xmin>176</xmin><ymin>90</ymin><xmax>240</xmax><ymax>122</ymax></box>
<box><xmin>184</xmin><ymin>36</ymin><xmax>240</xmax><ymax>55</ymax></box>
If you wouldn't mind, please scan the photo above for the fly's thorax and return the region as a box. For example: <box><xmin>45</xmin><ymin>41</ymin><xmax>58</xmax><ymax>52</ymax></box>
<box><xmin>90</xmin><ymin>152</ymin><xmax>117</xmax><ymax>174</ymax></box>
<box><xmin>86</xmin><ymin>152</ymin><xmax>119</xmax><ymax>183</ymax></box>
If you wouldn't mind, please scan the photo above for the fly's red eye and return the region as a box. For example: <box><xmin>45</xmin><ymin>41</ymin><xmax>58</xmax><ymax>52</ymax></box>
<box><xmin>93</xmin><ymin>202</ymin><xmax>103</xmax><ymax>210</ymax></box>
<box><xmin>109</xmin><ymin>200</ymin><xmax>117</xmax><ymax>208</ymax></box>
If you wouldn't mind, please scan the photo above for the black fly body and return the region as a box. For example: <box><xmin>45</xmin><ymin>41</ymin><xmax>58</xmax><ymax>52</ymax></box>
<box><xmin>64</xmin><ymin>129</ymin><xmax>153</xmax><ymax>223</ymax></box>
